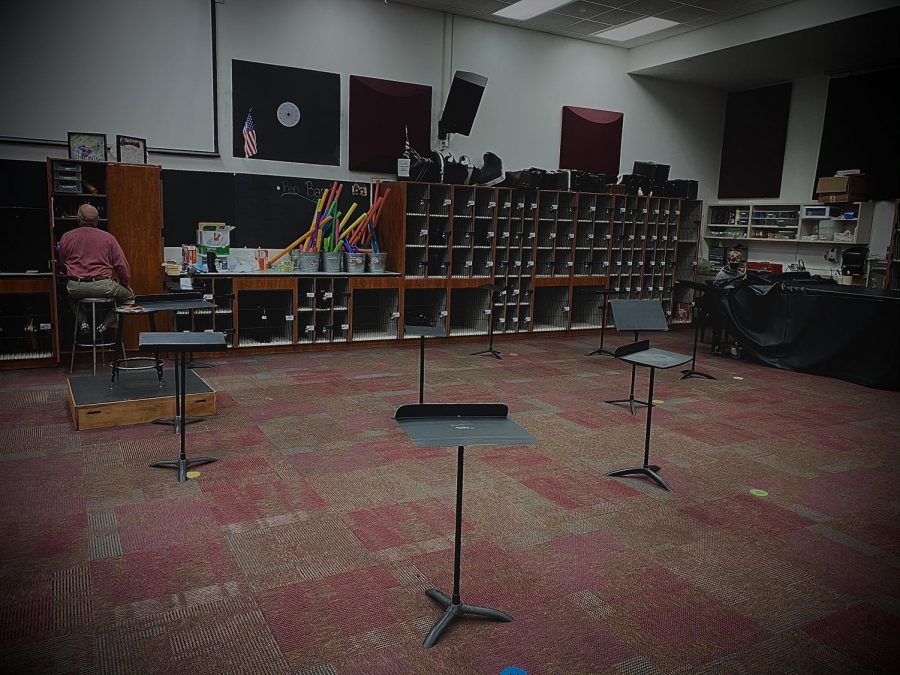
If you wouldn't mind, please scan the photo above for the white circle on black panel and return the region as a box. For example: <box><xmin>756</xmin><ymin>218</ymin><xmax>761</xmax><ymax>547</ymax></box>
<box><xmin>277</xmin><ymin>102</ymin><xmax>300</xmax><ymax>127</ymax></box>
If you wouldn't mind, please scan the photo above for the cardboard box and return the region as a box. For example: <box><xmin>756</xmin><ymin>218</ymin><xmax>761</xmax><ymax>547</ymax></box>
<box><xmin>815</xmin><ymin>175</ymin><xmax>867</xmax><ymax>198</ymax></box>
<box><xmin>196</xmin><ymin>222</ymin><xmax>234</xmax><ymax>256</ymax></box>
<box><xmin>818</xmin><ymin>193</ymin><xmax>866</xmax><ymax>204</ymax></box>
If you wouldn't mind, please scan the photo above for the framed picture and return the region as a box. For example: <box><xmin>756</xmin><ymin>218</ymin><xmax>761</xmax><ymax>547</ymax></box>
<box><xmin>67</xmin><ymin>132</ymin><xmax>107</xmax><ymax>161</ymax></box>
<box><xmin>116</xmin><ymin>135</ymin><xmax>148</xmax><ymax>164</ymax></box>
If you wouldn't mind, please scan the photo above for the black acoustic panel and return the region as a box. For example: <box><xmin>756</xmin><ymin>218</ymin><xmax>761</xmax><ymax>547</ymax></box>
<box><xmin>717</xmin><ymin>83</ymin><xmax>792</xmax><ymax>199</ymax></box>
<box><xmin>438</xmin><ymin>71</ymin><xmax>487</xmax><ymax>139</ymax></box>
<box><xmin>161</xmin><ymin>170</ymin><xmax>235</xmax><ymax>247</ymax></box>
<box><xmin>559</xmin><ymin>106</ymin><xmax>623</xmax><ymax>176</ymax></box>
<box><xmin>0</xmin><ymin>159</ymin><xmax>48</xmax><ymax>208</ymax></box>
<box><xmin>815</xmin><ymin>67</ymin><xmax>900</xmax><ymax>200</ymax></box>
<box><xmin>349</xmin><ymin>75</ymin><xmax>432</xmax><ymax>173</ymax></box>
<box><xmin>232</xmin><ymin>59</ymin><xmax>340</xmax><ymax>165</ymax></box>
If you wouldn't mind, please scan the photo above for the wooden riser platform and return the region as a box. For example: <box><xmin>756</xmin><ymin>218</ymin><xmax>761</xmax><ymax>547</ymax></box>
<box><xmin>67</xmin><ymin>370</ymin><xmax>216</xmax><ymax>430</ymax></box>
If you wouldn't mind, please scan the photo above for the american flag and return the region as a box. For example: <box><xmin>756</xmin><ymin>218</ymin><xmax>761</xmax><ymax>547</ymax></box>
<box><xmin>243</xmin><ymin>110</ymin><xmax>257</xmax><ymax>158</ymax></box>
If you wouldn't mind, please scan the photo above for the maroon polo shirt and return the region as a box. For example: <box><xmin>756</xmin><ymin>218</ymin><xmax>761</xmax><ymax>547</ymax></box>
<box><xmin>59</xmin><ymin>226</ymin><xmax>131</xmax><ymax>285</ymax></box>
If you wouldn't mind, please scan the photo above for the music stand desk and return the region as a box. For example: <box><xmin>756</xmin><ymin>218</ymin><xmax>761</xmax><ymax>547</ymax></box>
<box><xmin>404</xmin><ymin>324</ymin><xmax>447</xmax><ymax>404</ymax></box>
<box><xmin>604</xmin><ymin>299</ymin><xmax>669</xmax><ymax>414</ymax></box>
<box><xmin>395</xmin><ymin>403</ymin><xmax>536</xmax><ymax>648</ymax></box>
<box><xmin>139</xmin><ymin>331</ymin><xmax>225</xmax><ymax>483</ymax></box>
<box><xmin>607</xmin><ymin>343</ymin><xmax>691</xmax><ymax>492</ymax></box>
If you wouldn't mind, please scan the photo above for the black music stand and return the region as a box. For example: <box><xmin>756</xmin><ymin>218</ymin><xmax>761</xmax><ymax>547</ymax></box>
<box><xmin>394</xmin><ymin>403</ymin><xmax>536</xmax><ymax>648</ymax></box>
<box><xmin>676</xmin><ymin>281</ymin><xmax>715</xmax><ymax>380</ymax></box>
<box><xmin>139</xmin><ymin>331</ymin><xmax>225</xmax><ymax>482</ymax></box>
<box><xmin>404</xmin><ymin>323</ymin><xmax>447</xmax><ymax>404</ymax></box>
<box><xmin>606</xmin><ymin>340</ymin><xmax>691</xmax><ymax>492</ymax></box>
<box><xmin>584</xmin><ymin>289</ymin><xmax>619</xmax><ymax>357</ymax></box>
<box><xmin>604</xmin><ymin>299</ymin><xmax>669</xmax><ymax>415</ymax></box>
<box><xmin>471</xmin><ymin>283</ymin><xmax>505</xmax><ymax>360</ymax></box>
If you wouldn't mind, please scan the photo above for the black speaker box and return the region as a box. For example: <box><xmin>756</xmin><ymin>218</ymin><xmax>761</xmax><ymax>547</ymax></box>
<box><xmin>620</xmin><ymin>174</ymin><xmax>652</xmax><ymax>196</ymax></box>
<box><xmin>438</xmin><ymin>71</ymin><xmax>488</xmax><ymax>139</ymax></box>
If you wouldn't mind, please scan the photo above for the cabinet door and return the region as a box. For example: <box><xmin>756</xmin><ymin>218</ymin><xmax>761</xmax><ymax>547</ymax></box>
<box><xmin>107</xmin><ymin>164</ymin><xmax>163</xmax><ymax>295</ymax></box>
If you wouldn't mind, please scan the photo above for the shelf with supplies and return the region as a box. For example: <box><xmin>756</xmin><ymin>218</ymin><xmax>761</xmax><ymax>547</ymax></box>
<box><xmin>703</xmin><ymin>202</ymin><xmax>873</xmax><ymax>246</ymax></box>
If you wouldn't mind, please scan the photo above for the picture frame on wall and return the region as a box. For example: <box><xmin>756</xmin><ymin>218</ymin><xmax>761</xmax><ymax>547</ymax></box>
<box><xmin>116</xmin><ymin>135</ymin><xmax>148</xmax><ymax>164</ymax></box>
<box><xmin>67</xmin><ymin>132</ymin><xmax>107</xmax><ymax>162</ymax></box>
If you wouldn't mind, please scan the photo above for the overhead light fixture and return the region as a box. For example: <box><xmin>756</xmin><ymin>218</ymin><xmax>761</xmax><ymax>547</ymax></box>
<box><xmin>493</xmin><ymin>0</ymin><xmax>573</xmax><ymax>21</ymax></box>
<box><xmin>592</xmin><ymin>17</ymin><xmax>679</xmax><ymax>41</ymax></box>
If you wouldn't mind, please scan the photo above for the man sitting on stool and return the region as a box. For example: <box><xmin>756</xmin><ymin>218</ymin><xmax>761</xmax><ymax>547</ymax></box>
<box><xmin>59</xmin><ymin>204</ymin><xmax>134</xmax><ymax>339</ymax></box>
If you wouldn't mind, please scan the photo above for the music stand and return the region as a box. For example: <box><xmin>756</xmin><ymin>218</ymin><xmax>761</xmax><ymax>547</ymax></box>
<box><xmin>394</xmin><ymin>403</ymin><xmax>536</xmax><ymax>648</ymax></box>
<box><xmin>584</xmin><ymin>288</ymin><xmax>619</xmax><ymax>357</ymax></box>
<box><xmin>139</xmin><ymin>332</ymin><xmax>225</xmax><ymax>482</ymax></box>
<box><xmin>604</xmin><ymin>299</ymin><xmax>669</xmax><ymax>415</ymax></box>
<box><xmin>676</xmin><ymin>281</ymin><xmax>716</xmax><ymax>380</ymax></box>
<box><xmin>404</xmin><ymin>323</ymin><xmax>447</xmax><ymax>404</ymax></box>
<box><xmin>606</xmin><ymin>340</ymin><xmax>691</xmax><ymax>492</ymax></box>
<box><xmin>471</xmin><ymin>283</ymin><xmax>505</xmax><ymax>360</ymax></box>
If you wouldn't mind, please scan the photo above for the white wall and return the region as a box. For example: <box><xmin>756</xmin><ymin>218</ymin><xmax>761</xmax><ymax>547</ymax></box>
<box><xmin>0</xmin><ymin>0</ymin><xmax>724</xmax><ymax>201</ymax></box>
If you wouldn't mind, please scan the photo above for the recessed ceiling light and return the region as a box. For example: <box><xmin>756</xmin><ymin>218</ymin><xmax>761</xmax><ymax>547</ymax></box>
<box><xmin>592</xmin><ymin>16</ymin><xmax>679</xmax><ymax>41</ymax></box>
<box><xmin>494</xmin><ymin>0</ymin><xmax>573</xmax><ymax>21</ymax></box>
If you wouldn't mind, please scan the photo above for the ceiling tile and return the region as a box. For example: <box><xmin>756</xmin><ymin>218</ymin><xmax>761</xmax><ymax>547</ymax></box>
<box><xmin>590</xmin><ymin>7</ymin><xmax>643</xmax><ymax>25</ymax></box>
<box><xmin>555</xmin><ymin>1</ymin><xmax>611</xmax><ymax>20</ymax></box>
<box><xmin>564</xmin><ymin>19</ymin><xmax>614</xmax><ymax>34</ymax></box>
<box><xmin>656</xmin><ymin>4</ymin><xmax>716</xmax><ymax>22</ymax></box>
<box><xmin>620</xmin><ymin>0</ymin><xmax>685</xmax><ymax>16</ymax></box>
<box><xmin>681</xmin><ymin>0</ymin><xmax>744</xmax><ymax>11</ymax></box>
<box><xmin>593</xmin><ymin>0</ymin><xmax>639</xmax><ymax>7</ymax></box>
<box><xmin>450</xmin><ymin>0</ymin><xmax>509</xmax><ymax>14</ymax></box>
<box><xmin>526</xmin><ymin>12</ymin><xmax>583</xmax><ymax>29</ymax></box>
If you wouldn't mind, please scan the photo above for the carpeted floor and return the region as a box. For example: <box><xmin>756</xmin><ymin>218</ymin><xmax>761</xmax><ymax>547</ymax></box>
<box><xmin>1</xmin><ymin>328</ymin><xmax>898</xmax><ymax>674</ymax></box>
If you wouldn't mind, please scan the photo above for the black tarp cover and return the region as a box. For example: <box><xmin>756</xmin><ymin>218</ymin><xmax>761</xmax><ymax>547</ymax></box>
<box><xmin>702</xmin><ymin>273</ymin><xmax>900</xmax><ymax>390</ymax></box>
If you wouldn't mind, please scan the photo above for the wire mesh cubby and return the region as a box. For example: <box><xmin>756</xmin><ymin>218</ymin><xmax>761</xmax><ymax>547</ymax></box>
<box><xmin>174</xmin><ymin>277</ymin><xmax>235</xmax><ymax>348</ymax></box>
<box><xmin>237</xmin><ymin>289</ymin><xmax>294</xmax><ymax>348</ymax></box>
<box><xmin>404</xmin><ymin>183</ymin><xmax>452</xmax><ymax>279</ymax></box>
<box><xmin>298</xmin><ymin>278</ymin><xmax>349</xmax><ymax>344</ymax></box>
<box><xmin>403</xmin><ymin>288</ymin><xmax>448</xmax><ymax>338</ymax></box>
<box><xmin>532</xmin><ymin>286</ymin><xmax>569</xmax><ymax>332</ymax></box>
<box><xmin>351</xmin><ymin>288</ymin><xmax>399</xmax><ymax>342</ymax></box>
<box><xmin>449</xmin><ymin>287</ymin><xmax>489</xmax><ymax>336</ymax></box>
<box><xmin>570</xmin><ymin>286</ymin><xmax>606</xmax><ymax>330</ymax></box>
<box><xmin>0</xmin><ymin>293</ymin><xmax>54</xmax><ymax>362</ymax></box>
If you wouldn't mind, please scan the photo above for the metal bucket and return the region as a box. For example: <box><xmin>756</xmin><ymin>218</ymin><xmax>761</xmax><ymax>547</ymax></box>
<box><xmin>367</xmin><ymin>252</ymin><xmax>388</xmax><ymax>273</ymax></box>
<box><xmin>293</xmin><ymin>251</ymin><xmax>320</xmax><ymax>272</ymax></box>
<box><xmin>321</xmin><ymin>252</ymin><xmax>343</xmax><ymax>273</ymax></box>
<box><xmin>344</xmin><ymin>252</ymin><xmax>366</xmax><ymax>274</ymax></box>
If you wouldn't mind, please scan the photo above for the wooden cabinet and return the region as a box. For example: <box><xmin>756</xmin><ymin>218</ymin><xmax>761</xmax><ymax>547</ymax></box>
<box><xmin>48</xmin><ymin>158</ymin><xmax>164</xmax><ymax>355</ymax></box>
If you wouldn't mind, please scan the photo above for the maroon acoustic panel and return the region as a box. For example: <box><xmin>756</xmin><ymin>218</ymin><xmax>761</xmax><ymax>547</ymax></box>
<box><xmin>559</xmin><ymin>106</ymin><xmax>624</xmax><ymax>176</ymax></box>
<box><xmin>349</xmin><ymin>75</ymin><xmax>432</xmax><ymax>173</ymax></box>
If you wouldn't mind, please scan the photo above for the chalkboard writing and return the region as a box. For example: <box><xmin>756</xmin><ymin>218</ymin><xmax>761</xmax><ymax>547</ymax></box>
<box><xmin>162</xmin><ymin>169</ymin><xmax>371</xmax><ymax>249</ymax></box>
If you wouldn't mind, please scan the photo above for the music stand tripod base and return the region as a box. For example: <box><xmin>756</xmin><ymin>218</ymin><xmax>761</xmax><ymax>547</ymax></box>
<box><xmin>423</xmin><ymin>588</ymin><xmax>512</xmax><ymax>649</ymax></box>
<box><xmin>607</xmin><ymin>465</ymin><xmax>672</xmax><ymax>492</ymax></box>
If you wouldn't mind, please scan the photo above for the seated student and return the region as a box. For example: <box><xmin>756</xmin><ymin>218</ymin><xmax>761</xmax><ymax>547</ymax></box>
<box><xmin>710</xmin><ymin>250</ymin><xmax>745</xmax><ymax>355</ymax></box>
<box><xmin>58</xmin><ymin>204</ymin><xmax>135</xmax><ymax>338</ymax></box>
<box><xmin>714</xmin><ymin>249</ymin><xmax>746</xmax><ymax>286</ymax></box>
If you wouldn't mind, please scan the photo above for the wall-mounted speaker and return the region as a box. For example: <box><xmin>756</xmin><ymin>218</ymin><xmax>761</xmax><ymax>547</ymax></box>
<box><xmin>438</xmin><ymin>71</ymin><xmax>488</xmax><ymax>140</ymax></box>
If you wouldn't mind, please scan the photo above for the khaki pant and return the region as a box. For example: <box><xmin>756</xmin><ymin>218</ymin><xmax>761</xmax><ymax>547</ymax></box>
<box><xmin>67</xmin><ymin>279</ymin><xmax>135</xmax><ymax>331</ymax></box>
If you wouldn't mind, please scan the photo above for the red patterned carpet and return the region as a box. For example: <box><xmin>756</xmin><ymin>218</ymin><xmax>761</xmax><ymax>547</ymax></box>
<box><xmin>1</xmin><ymin>329</ymin><xmax>898</xmax><ymax>673</ymax></box>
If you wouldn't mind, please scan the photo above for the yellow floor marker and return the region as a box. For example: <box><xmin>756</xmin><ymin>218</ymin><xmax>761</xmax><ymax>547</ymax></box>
<box><xmin>186</xmin><ymin>471</ymin><xmax>201</xmax><ymax>479</ymax></box>
<box><xmin>749</xmin><ymin>488</ymin><xmax>768</xmax><ymax>497</ymax></box>
<box><xmin>652</xmin><ymin>399</ymin><xmax>664</xmax><ymax>405</ymax></box>
<box><xmin>732</xmin><ymin>376</ymin><xmax>744</xmax><ymax>381</ymax></box>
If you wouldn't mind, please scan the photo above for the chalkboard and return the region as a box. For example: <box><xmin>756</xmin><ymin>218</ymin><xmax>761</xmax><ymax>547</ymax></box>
<box><xmin>161</xmin><ymin>170</ymin><xmax>235</xmax><ymax>248</ymax></box>
<box><xmin>233</xmin><ymin>174</ymin><xmax>370</xmax><ymax>250</ymax></box>
<box><xmin>162</xmin><ymin>169</ymin><xmax>371</xmax><ymax>250</ymax></box>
